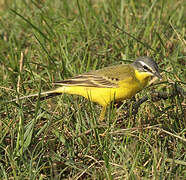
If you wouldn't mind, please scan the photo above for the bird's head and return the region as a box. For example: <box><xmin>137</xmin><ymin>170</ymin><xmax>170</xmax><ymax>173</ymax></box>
<box><xmin>131</xmin><ymin>57</ymin><xmax>162</xmax><ymax>79</ymax></box>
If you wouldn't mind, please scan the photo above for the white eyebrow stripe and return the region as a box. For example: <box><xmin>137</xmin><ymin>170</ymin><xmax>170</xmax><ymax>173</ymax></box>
<box><xmin>138</xmin><ymin>61</ymin><xmax>153</xmax><ymax>72</ymax></box>
<box><xmin>138</xmin><ymin>61</ymin><xmax>149</xmax><ymax>67</ymax></box>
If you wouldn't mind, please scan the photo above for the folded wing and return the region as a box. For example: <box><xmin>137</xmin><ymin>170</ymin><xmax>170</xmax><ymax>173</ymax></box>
<box><xmin>55</xmin><ymin>64</ymin><xmax>134</xmax><ymax>88</ymax></box>
<box><xmin>55</xmin><ymin>73</ymin><xmax>118</xmax><ymax>88</ymax></box>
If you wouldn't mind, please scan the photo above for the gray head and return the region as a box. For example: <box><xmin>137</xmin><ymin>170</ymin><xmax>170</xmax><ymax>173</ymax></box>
<box><xmin>131</xmin><ymin>57</ymin><xmax>162</xmax><ymax>79</ymax></box>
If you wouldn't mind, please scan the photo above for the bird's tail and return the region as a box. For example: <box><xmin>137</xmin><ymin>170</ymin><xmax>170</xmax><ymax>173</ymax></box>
<box><xmin>7</xmin><ymin>90</ymin><xmax>61</xmax><ymax>103</ymax></box>
<box><xmin>6</xmin><ymin>85</ymin><xmax>70</xmax><ymax>104</ymax></box>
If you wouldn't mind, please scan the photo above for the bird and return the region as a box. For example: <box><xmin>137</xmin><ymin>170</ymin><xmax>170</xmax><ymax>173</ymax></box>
<box><xmin>9</xmin><ymin>56</ymin><xmax>162</xmax><ymax>121</ymax></box>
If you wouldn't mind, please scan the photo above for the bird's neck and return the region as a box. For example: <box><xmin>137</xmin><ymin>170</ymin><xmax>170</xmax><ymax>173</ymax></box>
<box><xmin>134</xmin><ymin>70</ymin><xmax>152</xmax><ymax>86</ymax></box>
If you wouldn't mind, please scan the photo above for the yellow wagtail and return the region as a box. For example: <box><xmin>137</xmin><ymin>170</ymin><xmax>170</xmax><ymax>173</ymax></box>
<box><xmin>10</xmin><ymin>56</ymin><xmax>162</xmax><ymax>120</ymax></box>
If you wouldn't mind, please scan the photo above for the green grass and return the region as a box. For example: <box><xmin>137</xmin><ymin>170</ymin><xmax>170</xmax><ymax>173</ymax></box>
<box><xmin>0</xmin><ymin>0</ymin><xmax>185</xmax><ymax>179</ymax></box>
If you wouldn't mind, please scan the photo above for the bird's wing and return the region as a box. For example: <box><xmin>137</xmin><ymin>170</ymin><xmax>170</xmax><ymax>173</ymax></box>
<box><xmin>55</xmin><ymin>74</ymin><xmax>118</xmax><ymax>88</ymax></box>
<box><xmin>55</xmin><ymin>64</ymin><xmax>134</xmax><ymax>88</ymax></box>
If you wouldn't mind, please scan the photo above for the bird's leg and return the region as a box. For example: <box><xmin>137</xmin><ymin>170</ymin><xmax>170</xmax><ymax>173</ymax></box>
<box><xmin>99</xmin><ymin>106</ymin><xmax>107</xmax><ymax>121</ymax></box>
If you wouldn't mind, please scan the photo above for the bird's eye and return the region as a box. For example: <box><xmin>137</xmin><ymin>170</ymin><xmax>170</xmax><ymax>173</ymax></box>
<box><xmin>143</xmin><ymin>65</ymin><xmax>150</xmax><ymax>72</ymax></box>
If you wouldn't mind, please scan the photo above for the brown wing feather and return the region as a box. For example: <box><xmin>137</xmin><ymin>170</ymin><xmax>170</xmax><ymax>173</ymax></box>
<box><xmin>55</xmin><ymin>64</ymin><xmax>134</xmax><ymax>88</ymax></box>
<box><xmin>55</xmin><ymin>74</ymin><xmax>118</xmax><ymax>88</ymax></box>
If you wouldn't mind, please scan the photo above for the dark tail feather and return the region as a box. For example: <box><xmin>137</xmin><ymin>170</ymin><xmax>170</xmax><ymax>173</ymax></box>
<box><xmin>39</xmin><ymin>93</ymin><xmax>61</xmax><ymax>101</ymax></box>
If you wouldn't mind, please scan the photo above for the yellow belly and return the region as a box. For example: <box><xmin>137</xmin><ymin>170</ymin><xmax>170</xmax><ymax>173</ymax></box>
<box><xmin>55</xmin><ymin>77</ymin><xmax>149</xmax><ymax>107</ymax></box>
